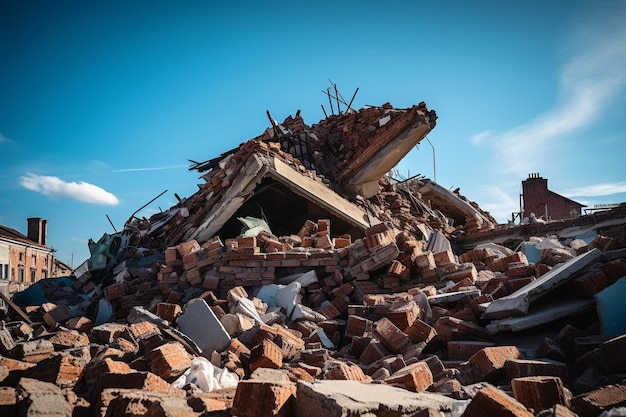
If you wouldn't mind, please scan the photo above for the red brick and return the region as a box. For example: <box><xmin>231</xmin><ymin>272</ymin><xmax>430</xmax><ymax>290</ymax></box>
<box><xmin>231</xmin><ymin>380</ymin><xmax>296</xmax><ymax>417</ymax></box>
<box><xmin>250</xmin><ymin>339</ymin><xmax>283</xmax><ymax>372</ymax></box>
<box><xmin>414</xmin><ymin>251</ymin><xmax>436</xmax><ymax>270</ymax></box>
<box><xmin>48</xmin><ymin>330</ymin><xmax>90</xmax><ymax>351</ymax></box>
<box><xmin>433</xmin><ymin>250</ymin><xmax>456</xmax><ymax>267</ymax></box>
<box><xmin>405</xmin><ymin>319</ymin><xmax>436</xmax><ymax>344</ymax></box>
<box><xmin>505</xmin><ymin>358</ymin><xmax>568</xmax><ymax>379</ymax></box>
<box><xmin>359</xmin><ymin>339</ymin><xmax>390</xmax><ymax>365</ymax></box>
<box><xmin>373</xmin><ymin>318</ymin><xmax>411</xmax><ymax>354</ymax></box>
<box><xmin>571</xmin><ymin>384</ymin><xmax>626</xmax><ymax>417</ymax></box>
<box><xmin>144</xmin><ymin>342</ymin><xmax>193</xmax><ymax>381</ymax></box>
<box><xmin>599</xmin><ymin>334</ymin><xmax>626</xmax><ymax>371</ymax></box>
<box><xmin>462</xmin><ymin>385</ymin><xmax>533</xmax><ymax>417</ymax></box>
<box><xmin>323</xmin><ymin>361</ymin><xmax>370</xmax><ymax>382</ymax></box>
<box><xmin>176</xmin><ymin>240</ymin><xmax>201</xmax><ymax>257</ymax></box>
<box><xmin>512</xmin><ymin>376</ymin><xmax>569</xmax><ymax>414</ymax></box>
<box><xmin>468</xmin><ymin>346</ymin><xmax>520</xmax><ymax>383</ymax></box>
<box><xmin>601</xmin><ymin>259</ymin><xmax>626</xmax><ymax>283</ymax></box>
<box><xmin>442</xmin><ymin>263</ymin><xmax>477</xmax><ymax>283</ymax></box>
<box><xmin>346</xmin><ymin>315</ymin><xmax>372</xmax><ymax>338</ymax></box>
<box><xmin>384</xmin><ymin>361</ymin><xmax>433</xmax><ymax>392</ymax></box>
<box><xmin>385</xmin><ymin>299</ymin><xmax>419</xmax><ymax>331</ymax></box>
<box><xmin>155</xmin><ymin>303</ymin><xmax>182</xmax><ymax>323</ymax></box>
<box><xmin>25</xmin><ymin>348</ymin><xmax>89</xmax><ymax>389</ymax></box>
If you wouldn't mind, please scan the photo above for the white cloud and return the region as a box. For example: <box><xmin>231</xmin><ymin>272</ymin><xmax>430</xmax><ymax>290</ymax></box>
<box><xmin>474</xmin><ymin>185</ymin><xmax>520</xmax><ymax>223</ymax></box>
<box><xmin>0</xmin><ymin>133</ymin><xmax>13</xmax><ymax>144</ymax></box>
<box><xmin>561</xmin><ymin>181</ymin><xmax>626</xmax><ymax>197</ymax></box>
<box><xmin>19</xmin><ymin>173</ymin><xmax>120</xmax><ymax>206</ymax></box>
<box><xmin>471</xmin><ymin>3</ymin><xmax>626</xmax><ymax>177</ymax></box>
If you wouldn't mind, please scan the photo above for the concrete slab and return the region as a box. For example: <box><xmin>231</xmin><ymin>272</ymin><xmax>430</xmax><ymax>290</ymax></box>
<box><xmin>483</xmin><ymin>248</ymin><xmax>602</xmax><ymax>319</ymax></box>
<box><xmin>176</xmin><ymin>299</ymin><xmax>231</xmax><ymax>354</ymax></box>
<box><xmin>486</xmin><ymin>298</ymin><xmax>596</xmax><ymax>334</ymax></box>
<box><xmin>295</xmin><ymin>380</ymin><xmax>455</xmax><ymax>417</ymax></box>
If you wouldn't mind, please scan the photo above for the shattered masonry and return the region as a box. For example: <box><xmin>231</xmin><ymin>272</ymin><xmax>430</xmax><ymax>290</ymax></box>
<box><xmin>1</xmin><ymin>100</ymin><xmax>626</xmax><ymax>417</ymax></box>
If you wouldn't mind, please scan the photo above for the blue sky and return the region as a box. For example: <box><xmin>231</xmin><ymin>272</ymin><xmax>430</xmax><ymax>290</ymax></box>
<box><xmin>1</xmin><ymin>0</ymin><xmax>625</xmax><ymax>267</ymax></box>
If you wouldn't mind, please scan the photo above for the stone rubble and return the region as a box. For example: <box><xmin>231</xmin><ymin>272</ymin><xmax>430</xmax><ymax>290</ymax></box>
<box><xmin>1</xmin><ymin>100</ymin><xmax>626</xmax><ymax>417</ymax></box>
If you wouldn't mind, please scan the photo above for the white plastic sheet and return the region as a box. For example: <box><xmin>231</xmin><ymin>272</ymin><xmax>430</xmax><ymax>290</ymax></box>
<box><xmin>172</xmin><ymin>357</ymin><xmax>239</xmax><ymax>392</ymax></box>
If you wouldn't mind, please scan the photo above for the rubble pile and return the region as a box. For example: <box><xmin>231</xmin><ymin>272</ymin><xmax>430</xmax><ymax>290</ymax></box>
<box><xmin>2</xmin><ymin>101</ymin><xmax>626</xmax><ymax>417</ymax></box>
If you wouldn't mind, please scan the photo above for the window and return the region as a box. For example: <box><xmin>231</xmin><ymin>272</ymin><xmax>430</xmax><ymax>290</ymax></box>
<box><xmin>42</xmin><ymin>270</ymin><xmax>48</xmax><ymax>280</ymax></box>
<box><xmin>30</xmin><ymin>268</ymin><xmax>36</xmax><ymax>283</ymax></box>
<box><xmin>32</xmin><ymin>254</ymin><xmax>37</xmax><ymax>267</ymax></box>
<box><xmin>19</xmin><ymin>252</ymin><xmax>24</xmax><ymax>262</ymax></box>
<box><xmin>18</xmin><ymin>268</ymin><xmax>24</xmax><ymax>282</ymax></box>
<box><xmin>0</xmin><ymin>264</ymin><xmax>7</xmax><ymax>279</ymax></box>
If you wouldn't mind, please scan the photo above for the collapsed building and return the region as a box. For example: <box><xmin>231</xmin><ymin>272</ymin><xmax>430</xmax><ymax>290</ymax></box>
<box><xmin>1</xmin><ymin>99</ymin><xmax>626</xmax><ymax>417</ymax></box>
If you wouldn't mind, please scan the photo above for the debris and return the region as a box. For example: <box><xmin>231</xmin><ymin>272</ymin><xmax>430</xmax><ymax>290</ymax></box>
<box><xmin>1</xmin><ymin>98</ymin><xmax>625</xmax><ymax>416</ymax></box>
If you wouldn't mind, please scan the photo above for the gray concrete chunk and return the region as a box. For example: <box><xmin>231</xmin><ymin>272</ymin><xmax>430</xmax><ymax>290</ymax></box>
<box><xmin>483</xmin><ymin>248</ymin><xmax>602</xmax><ymax>319</ymax></box>
<box><xmin>295</xmin><ymin>380</ymin><xmax>455</xmax><ymax>417</ymax></box>
<box><xmin>176</xmin><ymin>299</ymin><xmax>231</xmax><ymax>354</ymax></box>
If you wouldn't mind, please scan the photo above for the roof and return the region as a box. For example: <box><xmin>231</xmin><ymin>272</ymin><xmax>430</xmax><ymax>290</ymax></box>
<box><xmin>547</xmin><ymin>189</ymin><xmax>587</xmax><ymax>208</ymax></box>
<box><xmin>0</xmin><ymin>224</ymin><xmax>48</xmax><ymax>249</ymax></box>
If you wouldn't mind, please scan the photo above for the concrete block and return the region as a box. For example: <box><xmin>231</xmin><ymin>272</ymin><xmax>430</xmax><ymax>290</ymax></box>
<box><xmin>231</xmin><ymin>380</ymin><xmax>296</xmax><ymax>417</ymax></box>
<box><xmin>295</xmin><ymin>380</ymin><xmax>456</xmax><ymax>417</ymax></box>
<box><xmin>98</xmin><ymin>388</ymin><xmax>198</xmax><ymax>417</ymax></box>
<box><xmin>16</xmin><ymin>378</ymin><xmax>71</xmax><ymax>417</ymax></box>
<box><xmin>483</xmin><ymin>249</ymin><xmax>602</xmax><ymax>319</ymax></box>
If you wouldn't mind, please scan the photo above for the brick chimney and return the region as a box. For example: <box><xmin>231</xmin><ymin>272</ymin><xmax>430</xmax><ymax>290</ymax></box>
<box><xmin>27</xmin><ymin>217</ymin><xmax>47</xmax><ymax>246</ymax></box>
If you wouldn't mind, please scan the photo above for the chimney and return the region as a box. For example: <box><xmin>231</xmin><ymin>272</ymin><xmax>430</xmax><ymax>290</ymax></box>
<box><xmin>27</xmin><ymin>217</ymin><xmax>47</xmax><ymax>246</ymax></box>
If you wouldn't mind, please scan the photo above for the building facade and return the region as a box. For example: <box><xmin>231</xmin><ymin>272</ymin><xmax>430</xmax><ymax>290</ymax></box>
<box><xmin>522</xmin><ymin>173</ymin><xmax>586</xmax><ymax>221</ymax></box>
<box><xmin>0</xmin><ymin>218</ymin><xmax>71</xmax><ymax>288</ymax></box>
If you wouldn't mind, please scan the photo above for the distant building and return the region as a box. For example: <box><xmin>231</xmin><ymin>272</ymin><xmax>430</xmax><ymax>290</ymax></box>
<box><xmin>0</xmin><ymin>218</ymin><xmax>72</xmax><ymax>288</ymax></box>
<box><xmin>522</xmin><ymin>173</ymin><xmax>586</xmax><ymax>221</ymax></box>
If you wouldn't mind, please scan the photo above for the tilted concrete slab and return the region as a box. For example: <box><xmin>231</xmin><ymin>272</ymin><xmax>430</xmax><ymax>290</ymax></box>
<box><xmin>482</xmin><ymin>248</ymin><xmax>602</xmax><ymax>319</ymax></box>
<box><xmin>486</xmin><ymin>298</ymin><xmax>596</xmax><ymax>334</ymax></box>
<box><xmin>188</xmin><ymin>153</ymin><xmax>372</xmax><ymax>243</ymax></box>
<box><xmin>295</xmin><ymin>380</ymin><xmax>455</xmax><ymax>417</ymax></box>
<box><xmin>176</xmin><ymin>299</ymin><xmax>231</xmax><ymax>355</ymax></box>
<box><xmin>268</xmin><ymin>157</ymin><xmax>372</xmax><ymax>230</ymax></box>
<box><xmin>413</xmin><ymin>179</ymin><xmax>494</xmax><ymax>226</ymax></box>
<box><xmin>338</xmin><ymin>106</ymin><xmax>435</xmax><ymax>198</ymax></box>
